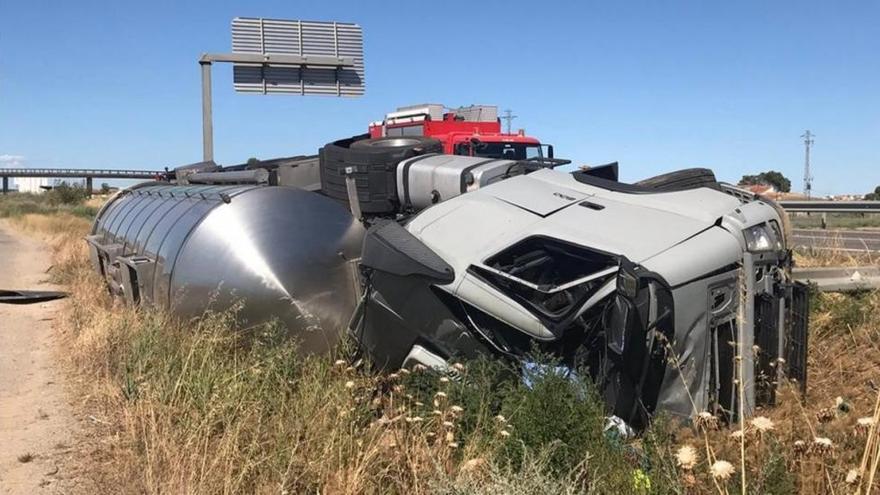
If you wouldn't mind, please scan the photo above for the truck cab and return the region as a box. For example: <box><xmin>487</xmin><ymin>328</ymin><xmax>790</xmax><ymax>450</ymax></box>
<box><xmin>368</xmin><ymin>104</ymin><xmax>553</xmax><ymax>160</ymax></box>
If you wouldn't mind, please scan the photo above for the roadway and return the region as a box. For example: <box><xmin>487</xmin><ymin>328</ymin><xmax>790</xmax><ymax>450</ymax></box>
<box><xmin>791</xmin><ymin>228</ymin><xmax>880</xmax><ymax>252</ymax></box>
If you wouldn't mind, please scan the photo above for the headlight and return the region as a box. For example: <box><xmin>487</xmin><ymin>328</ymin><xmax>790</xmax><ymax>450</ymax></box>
<box><xmin>743</xmin><ymin>223</ymin><xmax>778</xmax><ymax>252</ymax></box>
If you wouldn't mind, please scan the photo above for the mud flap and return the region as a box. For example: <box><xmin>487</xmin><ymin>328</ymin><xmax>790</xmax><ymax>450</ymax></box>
<box><xmin>754</xmin><ymin>293</ymin><xmax>780</xmax><ymax>406</ymax></box>
<box><xmin>785</xmin><ymin>281</ymin><xmax>810</xmax><ymax>397</ymax></box>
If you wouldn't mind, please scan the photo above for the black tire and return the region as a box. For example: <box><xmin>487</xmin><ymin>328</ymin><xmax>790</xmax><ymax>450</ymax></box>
<box><xmin>635</xmin><ymin>168</ymin><xmax>720</xmax><ymax>192</ymax></box>
<box><xmin>319</xmin><ymin>136</ymin><xmax>442</xmax><ymax>214</ymax></box>
<box><xmin>350</xmin><ymin>136</ymin><xmax>440</xmax><ymax>150</ymax></box>
<box><xmin>320</xmin><ymin>133</ymin><xmax>369</xmax><ymax>163</ymax></box>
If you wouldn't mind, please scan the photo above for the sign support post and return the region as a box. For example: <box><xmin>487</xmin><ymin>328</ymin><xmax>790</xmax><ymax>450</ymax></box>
<box><xmin>200</xmin><ymin>60</ymin><xmax>214</xmax><ymax>163</ymax></box>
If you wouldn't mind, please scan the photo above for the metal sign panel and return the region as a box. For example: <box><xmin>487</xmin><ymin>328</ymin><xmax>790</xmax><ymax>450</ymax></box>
<box><xmin>231</xmin><ymin>17</ymin><xmax>364</xmax><ymax>96</ymax></box>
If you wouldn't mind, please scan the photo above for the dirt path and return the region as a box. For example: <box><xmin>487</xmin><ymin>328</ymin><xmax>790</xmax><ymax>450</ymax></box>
<box><xmin>0</xmin><ymin>222</ymin><xmax>86</xmax><ymax>494</ymax></box>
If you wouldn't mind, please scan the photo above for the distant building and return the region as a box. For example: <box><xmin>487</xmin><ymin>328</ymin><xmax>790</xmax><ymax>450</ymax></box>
<box><xmin>828</xmin><ymin>194</ymin><xmax>865</xmax><ymax>201</ymax></box>
<box><xmin>742</xmin><ymin>183</ymin><xmax>776</xmax><ymax>196</ymax></box>
<box><xmin>13</xmin><ymin>177</ymin><xmax>85</xmax><ymax>194</ymax></box>
<box><xmin>14</xmin><ymin>177</ymin><xmax>51</xmax><ymax>193</ymax></box>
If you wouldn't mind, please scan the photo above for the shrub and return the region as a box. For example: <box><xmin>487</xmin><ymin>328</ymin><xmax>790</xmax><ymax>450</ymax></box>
<box><xmin>48</xmin><ymin>182</ymin><xmax>90</xmax><ymax>205</ymax></box>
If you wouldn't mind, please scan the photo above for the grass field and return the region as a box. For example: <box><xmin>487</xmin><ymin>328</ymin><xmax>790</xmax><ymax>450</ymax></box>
<box><xmin>790</xmin><ymin>212</ymin><xmax>880</xmax><ymax>230</ymax></box>
<box><xmin>4</xmin><ymin>191</ymin><xmax>880</xmax><ymax>494</ymax></box>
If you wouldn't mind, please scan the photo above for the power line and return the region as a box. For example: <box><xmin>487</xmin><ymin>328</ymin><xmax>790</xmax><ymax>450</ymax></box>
<box><xmin>801</xmin><ymin>130</ymin><xmax>814</xmax><ymax>198</ymax></box>
<box><xmin>501</xmin><ymin>109</ymin><xmax>517</xmax><ymax>134</ymax></box>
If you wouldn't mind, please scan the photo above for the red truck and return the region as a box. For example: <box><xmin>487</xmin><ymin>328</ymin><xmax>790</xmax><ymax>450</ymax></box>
<box><xmin>368</xmin><ymin>104</ymin><xmax>555</xmax><ymax>160</ymax></box>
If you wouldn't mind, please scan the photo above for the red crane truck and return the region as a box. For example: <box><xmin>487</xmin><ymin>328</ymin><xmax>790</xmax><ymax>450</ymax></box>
<box><xmin>368</xmin><ymin>104</ymin><xmax>555</xmax><ymax>160</ymax></box>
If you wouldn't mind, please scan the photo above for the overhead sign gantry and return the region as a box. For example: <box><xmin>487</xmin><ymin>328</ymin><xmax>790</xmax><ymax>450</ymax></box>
<box><xmin>198</xmin><ymin>18</ymin><xmax>365</xmax><ymax>161</ymax></box>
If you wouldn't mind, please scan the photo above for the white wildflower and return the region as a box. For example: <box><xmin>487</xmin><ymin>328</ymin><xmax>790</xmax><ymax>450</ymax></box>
<box><xmin>695</xmin><ymin>411</ymin><xmax>719</xmax><ymax>430</ymax></box>
<box><xmin>810</xmin><ymin>437</ymin><xmax>834</xmax><ymax>457</ymax></box>
<box><xmin>858</xmin><ymin>417</ymin><xmax>875</xmax><ymax>427</ymax></box>
<box><xmin>816</xmin><ymin>407</ymin><xmax>836</xmax><ymax>423</ymax></box>
<box><xmin>675</xmin><ymin>445</ymin><xmax>699</xmax><ymax>470</ymax></box>
<box><xmin>846</xmin><ymin>468</ymin><xmax>860</xmax><ymax>484</ymax></box>
<box><xmin>750</xmin><ymin>416</ymin><xmax>775</xmax><ymax>433</ymax></box>
<box><xmin>710</xmin><ymin>460</ymin><xmax>735</xmax><ymax>481</ymax></box>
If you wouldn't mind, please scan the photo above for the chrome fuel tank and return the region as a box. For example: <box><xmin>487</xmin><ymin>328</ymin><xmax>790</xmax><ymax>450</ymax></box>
<box><xmin>88</xmin><ymin>183</ymin><xmax>364</xmax><ymax>352</ymax></box>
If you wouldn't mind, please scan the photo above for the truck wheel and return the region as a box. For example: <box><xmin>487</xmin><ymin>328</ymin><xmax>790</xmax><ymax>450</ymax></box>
<box><xmin>635</xmin><ymin>168</ymin><xmax>720</xmax><ymax>192</ymax></box>
<box><xmin>320</xmin><ymin>133</ymin><xmax>369</xmax><ymax>163</ymax></box>
<box><xmin>349</xmin><ymin>136</ymin><xmax>443</xmax><ymax>157</ymax></box>
<box><xmin>351</xmin><ymin>137</ymin><xmax>437</xmax><ymax>148</ymax></box>
<box><xmin>319</xmin><ymin>136</ymin><xmax>442</xmax><ymax>214</ymax></box>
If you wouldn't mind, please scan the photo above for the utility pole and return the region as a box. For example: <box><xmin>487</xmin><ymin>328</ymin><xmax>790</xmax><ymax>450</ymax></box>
<box><xmin>801</xmin><ymin>130</ymin><xmax>814</xmax><ymax>198</ymax></box>
<box><xmin>502</xmin><ymin>109</ymin><xmax>517</xmax><ymax>134</ymax></box>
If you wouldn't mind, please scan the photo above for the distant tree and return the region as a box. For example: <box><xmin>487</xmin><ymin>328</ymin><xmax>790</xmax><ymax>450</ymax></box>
<box><xmin>100</xmin><ymin>183</ymin><xmax>111</xmax><ymax>195</ymax></box>
<box><xmin>246</xmin><ymin>157</ymin><xmax>260</xmax><ymax>168</ymax></box>
<box><xmin>865</xmin><ymin>186</ymin><xmax>880</xmax><ymax>200</ymax></box>
<box><xmin>740</xmin><ymin>170</ymin><xmax>791</xmax><ymax>193</ymax></box>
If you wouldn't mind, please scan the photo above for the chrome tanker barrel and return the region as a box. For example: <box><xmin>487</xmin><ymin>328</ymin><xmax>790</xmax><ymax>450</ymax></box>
<box><xmin>87</xmin><ymin>183</ymin><xmax>365</xmax><ymax>352</ymax></box>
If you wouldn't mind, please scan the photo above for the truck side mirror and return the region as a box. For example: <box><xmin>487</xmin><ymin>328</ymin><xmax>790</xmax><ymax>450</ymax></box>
<box><xmin>545</xmin><ymin>145</ymin><xmax>554</xmax><ymax>159</ymax></box>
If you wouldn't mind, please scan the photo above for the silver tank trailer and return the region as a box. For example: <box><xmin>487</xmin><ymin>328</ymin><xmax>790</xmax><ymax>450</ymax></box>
<box><xmin>87</xmin><ymin>183</ymin><xmax>365</xmax><ymax>352</ymax></box>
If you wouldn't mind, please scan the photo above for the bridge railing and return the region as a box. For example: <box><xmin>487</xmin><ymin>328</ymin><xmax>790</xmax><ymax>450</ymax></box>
<box><xmin>0</xmin><ymin>168</ymin><xmax>163</xmax><ymax>179</ymax></box>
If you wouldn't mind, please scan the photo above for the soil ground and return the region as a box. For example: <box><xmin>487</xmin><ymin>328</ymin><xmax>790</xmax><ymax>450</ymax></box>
<box><xmin>0</xmin><ymin>223</ymin><xmax>90</xmax><ymax>494</ymax></box>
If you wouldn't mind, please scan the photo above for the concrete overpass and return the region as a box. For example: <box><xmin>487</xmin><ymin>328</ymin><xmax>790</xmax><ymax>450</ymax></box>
<box><xmin>1</xmin><ymin>168</ymin><xmax>164</xmax><ymax>195</ymax></box>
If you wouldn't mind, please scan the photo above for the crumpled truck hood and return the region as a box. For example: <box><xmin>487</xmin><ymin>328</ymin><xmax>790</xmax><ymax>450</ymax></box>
<box><xmin>404</xmin><ymin>169</ymin><xmax>745</xmax><ymax>340</ymax></box>
<box><xmin>407</xmin><ymin>169</ymin><xmax>743</xmax><ymax>273</ymax></box>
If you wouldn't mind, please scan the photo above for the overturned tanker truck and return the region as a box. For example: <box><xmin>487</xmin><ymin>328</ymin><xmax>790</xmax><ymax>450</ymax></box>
<box><xmin>87</xmin><ymin>134</ymin><xmax>809</xmax><ymax>427</ymax></box>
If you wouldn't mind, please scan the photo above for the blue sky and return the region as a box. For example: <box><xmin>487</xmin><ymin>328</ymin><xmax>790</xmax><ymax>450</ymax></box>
<box><xmin>1</xmin><ymin>0</ymin><xmax>877</xmax><ymax>195</ymax></box>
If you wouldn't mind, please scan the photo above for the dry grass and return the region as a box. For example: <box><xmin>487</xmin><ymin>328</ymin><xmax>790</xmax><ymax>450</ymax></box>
<box><xmin>794</xmin><ymin>246</ymin><xmax>877</xmax><ymax>268</ymax></box>
<box><xmin>791</xmin><ymin>226</ymin><xmax>878</xmax><ymax>267</ymax></box>
<box><xmin>670</xmin><ymin>289</ymin><xmax>880</xmax><ymax>493</ymax></box>
<box><xmin>7</xmin><ymin>200</ymin><xmax>880</xmax><ymax>494</ymax></box>
<box><xmin>790</xmin><ymin>213</ymin><xmax>880</xmax><ymax>230</ymax></box>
